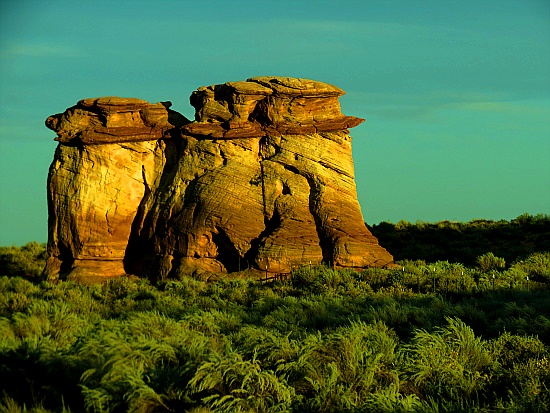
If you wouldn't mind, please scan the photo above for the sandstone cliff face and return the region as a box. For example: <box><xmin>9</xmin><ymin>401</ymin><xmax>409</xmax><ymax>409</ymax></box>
<box><xmin>43</xmin><ymin>77</ymin><xmax>393</xmax><ymax>283</ymax></box>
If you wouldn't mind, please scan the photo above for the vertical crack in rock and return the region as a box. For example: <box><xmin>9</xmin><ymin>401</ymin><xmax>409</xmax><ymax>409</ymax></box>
<box><xmin>43</xmin><ymin>77</ymin><xmax>393</xmax><ymax>283</ymax></box>
<box><xmin>243</xmin><ymin>193</ymin><xmax>282</xmax><ymax>270</ymax></box>
<box><xmin>304</xmin><ymin>174</ymin><xmax>334</xmax><ymax>266</ymax></box>
<box><xmin>212</xmin><ymin>226</ymin><xmax>242</xmax><ymax>273</ymax></box>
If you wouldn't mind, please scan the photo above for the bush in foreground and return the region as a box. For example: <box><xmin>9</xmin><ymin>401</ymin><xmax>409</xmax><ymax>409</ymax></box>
<box><xmin>0</xmin><ymin>256</ymin><xmax>549</xmax><ymax>413</ymax></box>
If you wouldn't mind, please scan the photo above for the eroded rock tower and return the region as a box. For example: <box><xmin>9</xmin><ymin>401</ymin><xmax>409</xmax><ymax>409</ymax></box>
<box><xmin>43</xmin><ymin>77</ymin><xmax>393</xmax><ymax>283</ymax></box>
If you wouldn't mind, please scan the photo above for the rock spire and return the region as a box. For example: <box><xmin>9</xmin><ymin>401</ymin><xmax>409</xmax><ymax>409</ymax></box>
<box><xmin>43</xmin><ymin>77</ymin><xmax>393</xmax><ymax>283</ymax></box>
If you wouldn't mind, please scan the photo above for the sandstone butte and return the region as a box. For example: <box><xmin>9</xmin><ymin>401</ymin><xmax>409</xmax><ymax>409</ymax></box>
<box><xmin>42</xmin><ymin>77</ymin><xmax>394</xmax><ymax>284</ymax></box>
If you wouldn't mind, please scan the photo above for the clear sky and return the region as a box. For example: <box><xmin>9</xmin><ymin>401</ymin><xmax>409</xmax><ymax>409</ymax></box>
<box><xmin>0</xmin><ymin>0</ymin><xmax>549</xmax><ymax>246</ymax></box>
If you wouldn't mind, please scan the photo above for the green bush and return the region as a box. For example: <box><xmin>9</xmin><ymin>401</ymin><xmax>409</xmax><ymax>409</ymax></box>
<box><xmin>477</xmin><ymin>252</ymin><xmax>506</xmax><ymax>272</ymax></box>
<box><xmin>0</xmin><ymin>242</ymin><xmax>47</xmax><ymax>278</ymax></box>
<box><xmin>401</xmin><ymin>317</ymin><xmax>493</xmax><ymax>403</ymax></box>
<box><xmin>510</xmin><ymin>252</ymin><xmax>550</xmax><ymax>284</ymax></box>
<box><xmin>298</xmin><ymin>320</ymin><xmax>399</xmax><ymax>412</ymax></box>
<box><xmin>188</xmin><ymin>348</ymin><xmax>295</xmax><ymax>413</ymax></box>
<box><xmin>370</xmin><ymin>214</ymin><xmax>550</xmax><ymax>265</ymax></box>
<box><xmin>0</xmin><ymin>231</ymin><xmax>549</xmax><ymax>413</ymax></box>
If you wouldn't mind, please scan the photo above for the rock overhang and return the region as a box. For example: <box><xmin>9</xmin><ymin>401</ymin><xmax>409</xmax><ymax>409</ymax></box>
<box><xmin>185</xmin><ymin>76</ymin><xmax>364</xmax><ymax>139</ymax></box>
<box><xmin>46</xmin><ymin>77</ymin><xmax>364</xmax><ymax>144</ymax></box>
<box><xmin>46</xmin><ymin>96</ymin><xmax>189</xmax><ymax>145</ymax></box>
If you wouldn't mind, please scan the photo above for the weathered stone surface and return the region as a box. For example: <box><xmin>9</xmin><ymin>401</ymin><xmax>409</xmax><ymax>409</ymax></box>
<box><xmin>43</xmin><ymin>77</ymin><xmax>393</xmax><ymax>282</ymax></box>
<box><xmin>43</xmin><ymin>98</ymin><xmax>186</xmax><ymax>283</ymax></box>
<box><xmin>183</xmin><ymin>77</ymin><xmax>363</xmax><ymax>139</ymax></box>
<box><xmin>46</xmin><ymin>97</ymin><xmax>187</xmax><ymax>145</ymax></box>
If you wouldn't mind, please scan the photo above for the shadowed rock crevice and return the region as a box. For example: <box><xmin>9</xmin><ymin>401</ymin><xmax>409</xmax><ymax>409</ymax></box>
<box><xmin>212</xmin><ymin>226</ymin><xmax>242</xmax><ymax>273</ymax></box>
<box><xmin>243</xmin><ymin>207</ymin><xmax>282</xmax><ymax>269</ymax></box>
<box><xmin>123</xmin><ymin>139</ymin><xmax>182</xmax><ymax>276</ymax></box>
<box><xmin>305</xmin><ymin>176</ymin><xmax>335</xmax><ymax>266</ymax></box>
<box><xmin>43</xmin><ymin>77</ymin><xmax>393</xmax><ymax>283</ymax></box>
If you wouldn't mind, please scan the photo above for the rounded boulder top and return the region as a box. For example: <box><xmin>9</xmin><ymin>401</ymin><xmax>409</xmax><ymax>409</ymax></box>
<box><xmin>224</xmin><ymin>81</ymin><xmax>273</xmax><ymax>96</ymax></box>
<box><xmin>248</xmin><ymin>76</ymin><xmax>345</xmax><ymax>96</ymax></box>
<box><xmin>77</xmin><ymin>97</ymin><xmax>171</xmax><ymax>114</ymax></box>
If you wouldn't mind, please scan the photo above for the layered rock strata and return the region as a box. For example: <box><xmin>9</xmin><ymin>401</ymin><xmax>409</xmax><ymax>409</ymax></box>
<box><xmin>43</xmin><ymin>77</ymin><xmax>393</xmax><ymax>283</ymax></box>
<box><xmin>42</xmin><ymin>98</ymin><xmax>187</xmax><ymax>282</ymax></box>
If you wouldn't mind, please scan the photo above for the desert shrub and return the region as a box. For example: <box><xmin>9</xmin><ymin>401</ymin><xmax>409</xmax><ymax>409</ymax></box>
<box><xmin>365</xmin><ymin>300</ymin><xmax>410</xmax><ymax>329</ymax></box>
<box><xmin>188</xmin><ymin>348</ymin><xmax>295</xmax><ymax>413</ymax></box>
<box><xmin>0</xmin><ymin>293</ymin><xmax>94</xmax><ymax>408</ymax></box>
<box><xmin>510</xmin><ymin>252</ymin><xmax>550</xmax><ymax>284</ymax></box>
<box><xmin>499</xmin><ymin>267</ymin><xmax>530</xmax><ymax>289</ymax></box>
<box><xmin>396</xmin><ymin>261</ymin><xmax>476</xmax><ymax>294</ymax></box>
<box><xmin>0</xmin><ymin>394</ymin><xmax>72</xmax><ymax>413</ymax></box>
<box><xmin>291</xmin><ymin>265</ymin><xmax>320</xmax><ymax>290</ymax></box>
<box><xmin>401</xmin><ymin>317</ymin><xmax>493</xmax><ymax>404</ymax></box>
<box><xmin>293</xmin><ymin>320</ymin><xmax>400</xmax><ymax>412</ymax></box>
<box><xmin>78</xmin><ymin>312</ymin><xmax>217</xmax><ymax>413</ymax></box>
<box><xmin>185</xmin><ymin>309</ymin><xmax>243</xmax><ymax>335</ymax></box>
<box><xmin>504</xmin><ymin>363</ymin><xmax>550</xmax><ymax>413</ymax></box>
<box><xmin>79</xmin><ymin>334</ymin><xmax>177</xmax><ymax>412</ymax></box>
<box><xmin>488</xmin><ymin>333</ymin><xmax>550</xmax><ymax>412</ymax></box>
<box><xmin>10</xmin><ymin>301</ymin><xmax>89</xmax><ymax>349</ymax></box>
<box><xmin>230</xmin><ymin>325</ymin><xmax>301</xmax><ymax>372</ymax></box>
<box><xmin>490</xmin><ymin>332</ymin><xmax>547</xmax><ymax>369</ymax></box>
<box><xmin>371</xmin><ymin>214</ymin><xmax>550</xmax><ymax>265</ymax></box>
<box><xmin>0</xmin><ymin>240</ymin><xmax>549</xmax><ymax>413</ymax></box>
<box><xmin>290</xmin><ymin>264</ymin><xmax>371</xmax><ymax>298</ymax></box>
<box><xmin>492</xmin><ymin>314</ymin><xmax>550</xmax><ymax>345</ymax></box>
<box><xmin>0</xmin><ymin>276</ymin><xmax>40</xmax><ymax>315</ymax></box>
<box><xmin>476</xmin><ymin>252</ymin><xmax>506</xmax><ymax>273</ymax></box>
<box><xmin>431</xmin><ymin>261</ymin><xmax>473</xmax><ymax>293</ymax></box>
<box><xmin>162</xmin><ymin>277</ymin><xmax>208</xmax><ymax>298</ymax></box>
<box><xmin>0</xmin><ymin>242</ymin><xmax>47</xmax><ymax>278</ymax></box>
<box><xmin>0</xmin><ymin>276</ymin><xmax>41</xmax><ymax>295</ymax></box>
<box><xmin>261</xmin><ymin>296</ymin><xmax>310</xmax><ymax>333</ymax></box>
<box><xmin>442</xmin><ymin>302</ymin><xmax>489</xmax><ymax>335</ymax></box>
<box><xmin>358</xmin><ymin>384</ymin><xmax>421</xmax><ymax>412</ymax></box>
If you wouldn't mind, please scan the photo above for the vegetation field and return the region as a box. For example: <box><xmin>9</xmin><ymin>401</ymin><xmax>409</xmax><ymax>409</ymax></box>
<box><xmin>0</xmin><ymin>215</ymin><xmax>549</xmax><ymax>413</ymax></box>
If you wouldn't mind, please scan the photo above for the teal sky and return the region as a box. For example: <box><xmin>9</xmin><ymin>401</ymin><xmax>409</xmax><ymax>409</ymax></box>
<box><xmin>0</xmin><ymin>0</ymin><xmax>549</xmax><ymax>245</ymax></box>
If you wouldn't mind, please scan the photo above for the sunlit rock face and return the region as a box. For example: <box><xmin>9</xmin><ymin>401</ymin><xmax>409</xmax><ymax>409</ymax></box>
<box><xmin>42</xmin><ymin>97</ymin><xmax>186</xmax><ymax>283</ymax></box>
<box><xmin>43</xmin><ymin>77</ymin><xmax>393</xmax><ymax>283</ymax></box>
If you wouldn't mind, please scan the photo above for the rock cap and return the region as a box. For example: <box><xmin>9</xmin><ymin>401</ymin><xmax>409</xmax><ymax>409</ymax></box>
<box><xmin>248</xmin><ymin>76</ymin><xmax>345</xmax><ymax>97</ymax></box>
<box><xmin>46</xmin><ymin>97</ymin><xmax>188</xmax><ymax>145</ymax></box>
<box><xmin>183</xmin><ymin>76</ymin><xmax>363</xmax><ymax>139</ymax></box>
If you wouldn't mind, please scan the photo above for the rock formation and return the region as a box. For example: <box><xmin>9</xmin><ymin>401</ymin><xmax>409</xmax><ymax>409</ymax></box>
<box><xmin>43</xmin><ymin>77</ymin><xmax>393</xmax><ymax>283</ymax></box>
